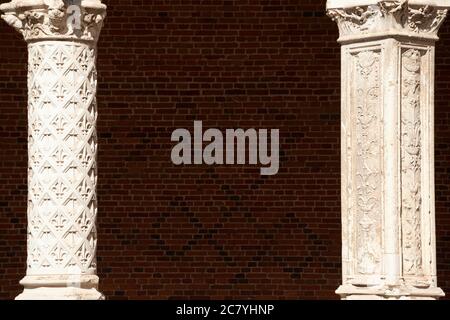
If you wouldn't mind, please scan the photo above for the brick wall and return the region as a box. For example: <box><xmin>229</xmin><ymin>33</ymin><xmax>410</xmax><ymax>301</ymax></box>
<box><xmin>0</xmin><ymin>0</ymin><xmax>448</xmax><ymax>300</ymax></box>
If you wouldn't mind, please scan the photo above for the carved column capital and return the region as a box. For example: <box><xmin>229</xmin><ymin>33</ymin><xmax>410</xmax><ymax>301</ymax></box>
<box><xmin>327</xmin><ymin>0</ymin><xmax>449</xmax><ymax>43</ymax></box>
<box><xmin>0</xmin><ymin>0</ymin><xmax>106</xmax><ymax>42</ymax></box>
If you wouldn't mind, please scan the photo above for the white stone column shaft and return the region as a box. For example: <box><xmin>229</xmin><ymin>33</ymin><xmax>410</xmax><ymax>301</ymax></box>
<box><xmin>327</xmin><ymin>0</ymin><xmax>449</xmax><ymax>300</ymax></box>
<box><xmin>0</xmin><ymin>0</ymin><xmax>106</xmax><ymax>300</ymax></box>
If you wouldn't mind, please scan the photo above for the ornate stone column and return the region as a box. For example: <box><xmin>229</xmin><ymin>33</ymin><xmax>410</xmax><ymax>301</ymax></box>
<box><xmin>327</xmin><ymin>0</ymin><xmax>448</xmax><ymax>300</ymax></box>
<box><xmin>0</xmin><ymin>0</ymin><xmax>106</xmax><ymax>299</ymax></box>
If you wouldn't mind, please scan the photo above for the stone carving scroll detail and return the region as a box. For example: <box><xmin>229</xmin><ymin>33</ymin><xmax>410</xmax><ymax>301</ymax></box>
<box><xmin>353</xmin><ymin>50</ymin><xmax>382</xmax><ymax>276</ymax></box>
<box><xmin>401</xmin><ymin>48</ymin><xmax>423</xmax><ymax>277</ymax></box>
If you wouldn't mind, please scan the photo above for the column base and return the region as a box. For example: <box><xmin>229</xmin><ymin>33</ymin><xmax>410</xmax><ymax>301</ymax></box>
<box><xmin>336</xmin><ymin>284</ymin><xmax>445</xmax><ymax>300</ymax></box>
<box><xmin>15</xmin><ymin>275</ymin><xmax>104</xmax><ymax>300</ymax></box>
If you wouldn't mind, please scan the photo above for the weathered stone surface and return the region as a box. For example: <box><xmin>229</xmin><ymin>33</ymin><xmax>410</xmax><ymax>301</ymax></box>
<box><xmin>327</xmin><ymin>0</ymin><xmax>448</xmax><ymax>300</ymax></box>
<box><xmin>327</xmin><ymin>0</ymin><xmax>449</xmax><ymax>42</ymax></box>
<box><xmin>0</xmin><ymin>0</ymin><xmax>106</xmax><ymax>300</ymax></box>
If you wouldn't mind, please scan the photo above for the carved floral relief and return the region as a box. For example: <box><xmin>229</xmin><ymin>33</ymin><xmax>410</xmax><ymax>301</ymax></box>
<box><xmin>401</xmin><ymin>48</ymin><xmax>423</xmax><ymax>277</ymax></box>
<box><xmin>327</xmin><ymin>1</ymin><xmax>448</xmax><ymax>40</ymax></box>
<box><xmin>27</xmin><ymin>42</ymin><xmax>98</xmax><ymax>274</ymax></box>
<box><xmin>353</xmin><ymin>50</ymin><xmax>382</xmax><ymax>276</ymax></box>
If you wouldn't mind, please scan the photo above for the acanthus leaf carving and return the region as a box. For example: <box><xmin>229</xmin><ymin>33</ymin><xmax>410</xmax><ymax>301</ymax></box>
<box><xmin>1</xmin><ymin>1</ymin><xmax>106</xmax><ymax>42</ymax></box>
<box><xmin>327</xmin><ymin>1</ymin><xmax>449</xmax><ymax>40</ymax></box>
